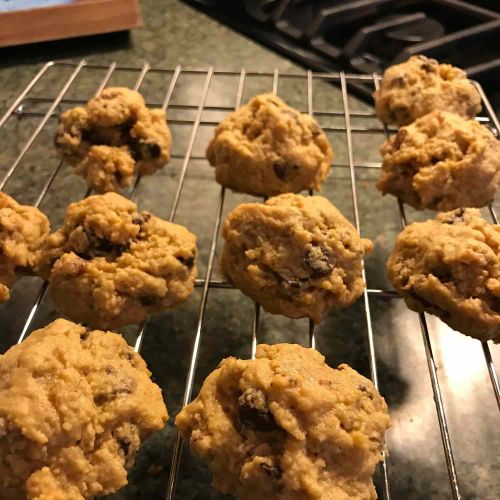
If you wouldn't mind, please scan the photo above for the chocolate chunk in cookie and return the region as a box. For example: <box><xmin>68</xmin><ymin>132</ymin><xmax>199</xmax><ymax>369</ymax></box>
<box><xmin>374</xmin><ymin>55</ymin><xmax>481</xmax><ymax>126</ymax></box>
<box><xmin>176</xmin><ymin>343</ymin><xmax>390</xmax><ymax>500</ymax></box>
<box><xmin>387</xmin><ymin>208</ymin><xmax>500</xmax><ymax>342</ymax></box>
<box><xmin>207</xmin><ymin>94</ymin><xmax>333</xmax><ymax>197</ymax></box>
<box><xmin>304</xmin><ymin>244</ymin><xmax>335</xmax><ymax>278</ymax></box>
<box><xmin>238</xmin><ymin>388</ymin><xmax>279</xmax><ymax>432</ymax></box>
<box><xmin>0</xmin><ymin>318</ymin><xmax>167</xmax><ymax>499</ymax></box>
<box><xmin>221</xmin><ymin>193</ymin><xmax>372</xmax><ymax>323</ymax></box>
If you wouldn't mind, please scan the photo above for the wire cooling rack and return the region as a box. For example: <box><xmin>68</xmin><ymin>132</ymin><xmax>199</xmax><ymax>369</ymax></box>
<box><xmin>0</xmin><ymin>61</ymin><xmax>499</xmax><ymax>500</ymax></box>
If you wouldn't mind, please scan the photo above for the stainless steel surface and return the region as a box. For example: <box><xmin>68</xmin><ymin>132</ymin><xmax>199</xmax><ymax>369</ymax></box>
<box><xmin>0</xmin><ymin>61</ymin><xmax>499</xmax><ymax>499</ymax></box>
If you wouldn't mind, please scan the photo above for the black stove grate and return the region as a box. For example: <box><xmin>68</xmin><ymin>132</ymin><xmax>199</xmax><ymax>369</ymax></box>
<box><xmin>182</xmin><ymin>0</ymin><xmax>500</xmax><ymax>110</ymax></box>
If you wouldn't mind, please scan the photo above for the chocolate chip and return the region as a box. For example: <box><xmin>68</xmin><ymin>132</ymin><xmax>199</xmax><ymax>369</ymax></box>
<box><xmin>264</xmin><ymin>266</ymin><xmax>309</xmax><ymax>292</ymax></box>
<box><xmin>140</xmin><ymin>296</ymin><xmax>156</xmax><ymax>306</ymax></box>
<box><xmin>399</xmin><ymin>161</ymin><xmax>416</xmax><ymax>179</ymax></box>
<box><xmin>132</xmin><ymin>213</ymin><xmax>151</xmax><ymax>227</ymax></box>
<box><xmin>118</xmin><ymin>437</ymin><xmax>131</xmax><ymax>458</ymax></box>
<box><xmin>98</xmin><ymin>240</ymin><xmax>128</xmax><ymax>257</ymax></box>
<box><xmin>80</xmin><ymin>230</ymin><xmax>129</xmax><ymax>260</ymax></box>
<box><xmin>147</xmin><ymin>143</ymin><xmax>161</xmax><ymax>159</ymax></box>
<box><xmin>442</xmin><ymin>208</ymin><xmax>466</xmax><ymax>225</ymax></box>
<box><xmin>129</xmin><ymin>143</ymin><xmax>141</xmax><ymax>161</ymax></box>
<box><xmin>273</xmin><ymin>162</ymin><xmax>299</xmax><ymax>181</ymax></box>
<box><xmin>358</xmin><ymin>383</ymin><xmax>374</xmax><ymax>400</ymax></box>
<box><xmin>304</xmin><ymin>246</ymin><xmax>335</xmax><ymax>278</ymax></box>
<box><xmin>392</xmin><ymin>129</ymin><xmax>407</xmax><ymax>150</ymax></box>
<box><xmin>280</xmin><ymin>274</ymin><xmax>309</xmax><ymax>291</ymax></box>
<box><xmin>260</xmin><ymin>463</ymin><xmax>282</xmax><ymax>479</ymax></box>
<box><xmin>94</xmin><ymin>378</ymin><xmax>135</xmax><ymax>405</ymax></box>
<box><xmin>488</xmin><ymin>296</ymin><xmax>500</xmax><ymax>313</ymax></box>
<box><xmin>238</xmin><ymin>388</ymin><xmax>279</xmax><ymax>432</ymax></box>
<box><xmin>420</xmin><ymin>62</ymin><xmax>435</xmax><ymax>73</ymax></box>
<box><xmin>389</xmin><ymin>76</ymin><xmax>406</xmax><ymax>88</ymax></box>
<box><xmin>431</xmin><ymin>265</ymin><xmax>453</xmax><ymax>283</ymax></box>
<box><xmin>81</xmin><ymin>126</ymin><xmax>115</xmax><ymax>146</ymax></box>
<box><xmin>176</xmin><ymin>255</ymin><xmax>195</xmax><ymax>268</ymax></box>
<box><xmin>284</xmin><ymin>277</ymin><xmax>302</xmax><ymax>288</ymax></box>
<box><xmin>81</xmin><ymin>127</ymin><xmax>100</xmax><ymax>144</ymax></box>
<box><xmin>132</xmin><ymin>141</ymin><xmax>161</xmax><ymax>161</ymax></box>
<box><xmin>389</xmin><ymin>105</ymin><xmax>410</xmax><ymax>123</ymax></box>
<box><xmin>80</xmin><ymin>327</ymin><xmax>91</xmax><ymax>341</ymax></box>
<box><xmin>119</xmin><ymin>119</ymin><xmax>135</xmax><ymax>135</ymax></box>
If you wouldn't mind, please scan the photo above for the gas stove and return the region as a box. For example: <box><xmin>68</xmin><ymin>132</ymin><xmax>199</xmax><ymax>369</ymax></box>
<box><xmin>182</xmin><ymin>0</ymin><xmax>500</xmax><ymax>111</ymax></box>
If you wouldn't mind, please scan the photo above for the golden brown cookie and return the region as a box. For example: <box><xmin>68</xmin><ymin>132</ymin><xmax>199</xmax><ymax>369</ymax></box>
<box><xmin>55</xmin><ymin>87</ymin><xmax>171</xmax><ymax>193</ymax></box>
<box><xmin>0</xmin><ymin>318</ymin><xmax>168</xmax><ymax>499</ymax></box>
<box><xmin>176</xmin><ymin>343</ymin><xmax>390</xmax><ymax>500</ymax></box>
<box><xmin>221</xmin><ymin>193</ymin><xmax>372</xmax><ymax>323</ymax></box>
<box><xmin>387</xmin><ymin>208</ymin><xmax>500</xmax><ymax>342</ymax></box>
<box><xmin>377</xmin><ymin>111</ymin><xmax>500</xmax><ymax>211</ymax></box>
<box><xmin>39</xmin><ymin>193</ymin><xmax>197</xmax><ymax>330</ymax></box>
<box><xmin>73</xmin><ymin>145</ymin><xmax>135</xmax><ymax>193</ymax></box>
<box><xmin>0</xmin><ymin>192</ymin><xmax>50</xmax><ymax>301</ymax></box>
<box><xmin>207</xmin><ymin>94</ymin><xmax>333</xmax><ymax>196</ymax></box>
<box><xmin>374</xmin><ymin>55</ymin><xmax>481</xmax><ymax>126</ymax></box>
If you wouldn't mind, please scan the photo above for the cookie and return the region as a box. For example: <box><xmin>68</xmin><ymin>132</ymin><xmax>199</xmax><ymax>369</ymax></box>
<box><xmin>0</xmin><ymin>192</ymin><xmax>50</xmax><ymax>301</ymax></box>
<box><xmin>221</xmin><ymin>193</ymin><xmax>372</xmax><ymax>323</ymax></box>
<box><xmin>207</xmin><ymin>94</ymin><xmax>333</xmax><ymax>197</ymax></box>
<box><xmin>0</xmin><ymin>318</ymin><xmax>168</xmax><ymax>499</ymax></box>
<box><xmin>374</xmin><ymin>55</ymin><xmax>481</xmax><ymax>126</ymax></box>
<box><xmin>377</xmin><ymin>111</ymin><xmax>500</xmax><ymax>211</ymax></box>
<box><xmin>73</xmin><ymin>145</ymin><xmax>136</xmax><ymax>193</ymax></box>
<box><xmin>387</xmin><ymin>208</ymin><xmax>500</xmax><ymax>342</ymax></box>
<box><xmin>55</xmin><ymin>87</ymin><xmax>171</xmax><ymax>193</ymax></box>
<box><xmin>176</xmin><ymin>343</ymin><xmax>390</xmax><ymax>500</ymax></box>
<box><xmin>39</xmin><ymin>193</ymin><xmax>197</xmax><ymax>329</ymax></box>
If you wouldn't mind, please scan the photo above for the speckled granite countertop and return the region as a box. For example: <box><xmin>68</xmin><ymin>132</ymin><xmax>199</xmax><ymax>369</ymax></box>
<box><xmin>0</xmin><ymin>1</ymin><xmax>499</xmax><ymax>499</ymax></box>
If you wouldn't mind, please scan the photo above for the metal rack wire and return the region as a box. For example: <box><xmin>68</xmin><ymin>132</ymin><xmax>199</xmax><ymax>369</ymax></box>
<box><xmin>0</xmin><ymin>61</ymin><xmax>499</xmax><ymax>500</ymax></box>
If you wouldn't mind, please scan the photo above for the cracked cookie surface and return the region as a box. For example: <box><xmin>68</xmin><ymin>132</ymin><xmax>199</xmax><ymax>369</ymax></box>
<box><xmin>176</xmin><ymin>343</ymin><xmax>390</xmax><ymax>500</ymax></box>
<box><xmin>39</xmin><ymin>192</ymin><xmax>197</xmax><ymax>329</ymax></box>
<box><xmin>377</xmin><ymin>110</ymin><xmax>500</xmax><ymax>211</ymax></box>
<box><xmin>0</xmin><ymin>318</ymin><xmax>168</xmax><ymax>500</ymax></box>
<box><xmin>221</xmin><ymin>194</ymin><xmax>372</xmax><ymax>323</ymax></box>
<box><xmin>0</xmin><ymin>192</ymin><xmax>50</xmax><ymax>301</ymax></box>
<box><xmin>55</xmin><ymin>87</ymin><xmax>171</xmax><ymax>193</ymax></box>
<box><xmin>387</xmin><ymin>208</ymin><xmax>500</xmax><ymax>342</ymax></box>
<box><xmin>374</xmin><ymin>55</ymin><xmax>481</xmax><ymax>126</ymax></box>
<box><xmin>207</xmin><ymin>94</ymin><xmax>333</xmax><ymax>197</ymax></box>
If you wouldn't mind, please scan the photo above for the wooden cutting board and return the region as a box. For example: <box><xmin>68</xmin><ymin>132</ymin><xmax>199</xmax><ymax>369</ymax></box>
<box><xmin>0</xmin><ymin>0</ymin><xmax>142</xmax><ymax>48</ymax></box>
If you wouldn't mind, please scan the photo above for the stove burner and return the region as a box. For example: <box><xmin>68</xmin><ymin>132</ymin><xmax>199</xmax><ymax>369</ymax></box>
<box><xmin>182</xmin><ymin>0</ymin><xmax>500</xmax><ymax>111</ymax></box>
<box><xmin>384</xmin><ymin>15</ymin><xmax>445</xmax><ymax>43</ymax></box>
